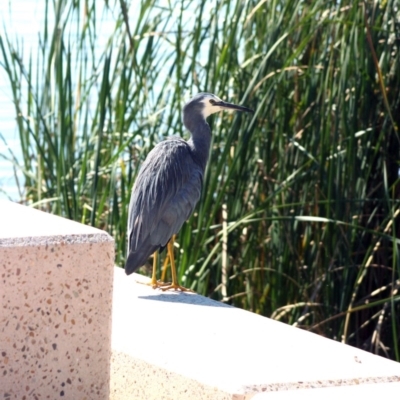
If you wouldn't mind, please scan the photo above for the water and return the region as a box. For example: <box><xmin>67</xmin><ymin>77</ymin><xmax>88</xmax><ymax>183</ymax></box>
<box><xmin>0</xmin><ymin>0</ymin><xmax>207</xmax><ymax>201</ymax></box>
<box><xmin>0</xmin><ymin>2</ymin><xmax>42</xmax><ymax>200</ymax></box>
<box><xmin>0</xmin><ymin>1</ymin><xmax>121</xmax><ymax>201</ymax></box>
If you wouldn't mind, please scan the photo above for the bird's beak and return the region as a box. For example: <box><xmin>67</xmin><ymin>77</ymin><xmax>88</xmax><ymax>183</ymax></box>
<box><xmin>215</xmin><ymin>100</ymin><xmax>253</xmax><ymax>113</ymax></box>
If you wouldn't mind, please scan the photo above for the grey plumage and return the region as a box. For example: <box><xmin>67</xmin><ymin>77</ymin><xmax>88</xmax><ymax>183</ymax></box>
<box><xmin>125</xmin><ymin>92</ymin><xmax>252</xmax><ymax>276</ymax></box>
<box><xmin>125</xmin><ymin>137</ymin><xmax>203</xmax><ymax>273</ymax></box>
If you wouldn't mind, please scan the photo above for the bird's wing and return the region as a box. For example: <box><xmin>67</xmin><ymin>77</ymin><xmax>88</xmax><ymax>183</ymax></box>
<box><xmin>128</xmin><ymin>138</ymin><xmax>203</xmax><ymax>255</ymax></box>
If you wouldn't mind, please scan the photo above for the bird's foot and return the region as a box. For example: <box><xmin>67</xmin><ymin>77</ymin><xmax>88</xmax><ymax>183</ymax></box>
<box><xmin>136</xmin><ymin>279</ymin><xmax>169</xmax><ymax>288</ymax></box>
<box><xmin>136</xmin><ymin>278</ymin><xmax>194</xmax><ymax>292</ymax></box>
<box><xmin>159</xmin><ymin>283</ymin><xmax>194</xmax><ymax>292</ymax></box>
<box><xmin>150</xmin><ymin>280</ymin><xmax>171</xmax><ymax>289</ymax></box>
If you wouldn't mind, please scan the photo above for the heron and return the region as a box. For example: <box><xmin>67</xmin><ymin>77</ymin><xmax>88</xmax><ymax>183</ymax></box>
<box><xmin>125</xmin><ymin>92</ymin><xmax>253</xmax><ymax>291</ymax></box>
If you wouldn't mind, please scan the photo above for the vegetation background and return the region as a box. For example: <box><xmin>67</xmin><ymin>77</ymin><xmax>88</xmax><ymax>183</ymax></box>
<box><xmin>1</xmin><ymin>0</ymin><xmax>399</xmax><ymax>360</ymax></box>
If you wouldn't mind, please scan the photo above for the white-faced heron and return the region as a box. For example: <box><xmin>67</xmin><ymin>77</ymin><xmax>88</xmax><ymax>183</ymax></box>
<box><xmin>125</xmin><ymin>92</ymin><xmax>253</xmax><ymax>291</ymax></box>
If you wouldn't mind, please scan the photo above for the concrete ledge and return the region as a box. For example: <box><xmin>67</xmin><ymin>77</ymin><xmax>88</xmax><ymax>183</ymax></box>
<box><xmin>0</xmin><ymin>201</ymin><xmax>114</xmax><ymax>399</ymax></box>
<box><xmin>2</xmin><ymin>200</ymin><xmax>399</xmax><ymax>399</ymax></box>
<box><xmin>252</xmin><ymin>382</ymin><xmax>400</xmax><ymax>399</ymax></box>
<box><xmin>111</xmin><ymin>267</ymin><xmax>400</xmax><ymax>399</ymax></box>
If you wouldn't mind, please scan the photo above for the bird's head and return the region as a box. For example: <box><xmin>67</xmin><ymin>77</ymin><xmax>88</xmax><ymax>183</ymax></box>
<box><xmin>184</xmin><ymin>92</ymin><xmax>253</xmax><ymax>120</ymax></box>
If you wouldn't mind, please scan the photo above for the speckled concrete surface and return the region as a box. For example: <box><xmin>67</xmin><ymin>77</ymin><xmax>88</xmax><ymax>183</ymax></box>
<box><xmin>252</xmin><ymin>382</ymin><xmax>400</xmax><ymax>399</ymax></box>
<box><xmin>0</xmin><ymin>201</ymin><xmax>114</xmax><ymax>399</ymax></box>
<box><xmin>110</xmin><ymin>267</ymin><xmax>400</xmax><ymax>400</ymax></box>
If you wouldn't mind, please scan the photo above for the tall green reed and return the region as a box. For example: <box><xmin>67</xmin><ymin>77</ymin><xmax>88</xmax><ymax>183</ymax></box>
<box><xmin>0</xmin><ymin>0</ymin><xmax>399</xmax><ymax>360</ymax></box>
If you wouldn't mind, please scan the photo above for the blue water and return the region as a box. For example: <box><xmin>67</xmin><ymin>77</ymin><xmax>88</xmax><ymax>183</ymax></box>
<box><xmin>0</xmin><ymin>1</ymin><xmax>207</xmax><ymax>201</ymax></box>
<box><xmin>0</xmin><ymin>2</ymin><xmax>41</xmax><ymax>200</ymax></box>
<box><xmin>0</xmin><ymin>1</ymin><xmax>128</xmax><ymax>200</ymax></box>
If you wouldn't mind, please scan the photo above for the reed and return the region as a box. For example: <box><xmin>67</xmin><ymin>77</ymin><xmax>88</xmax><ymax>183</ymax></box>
<box><xmin>1</xmin><ymin>0</ymin><xmax>399</xmax><ymax>360</ymax></box>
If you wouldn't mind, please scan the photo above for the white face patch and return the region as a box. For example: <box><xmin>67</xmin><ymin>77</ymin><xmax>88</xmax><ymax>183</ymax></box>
<box><xmin>200</xmin><ymin>94</ymin><xmax>224</xmax><ymax>118</ymax></box>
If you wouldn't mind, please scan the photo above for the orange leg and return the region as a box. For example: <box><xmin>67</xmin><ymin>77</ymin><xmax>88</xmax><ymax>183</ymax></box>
<box><xmin>160</xmin><ymin>240</ymin><xmax>193</xmax><ymax>292</ymax></box>
<box><xmin>136</xmin><ymin>250</ymin><xmax>170</xmax><ymax>289</ymax></box>
<box><xmin>137</xmin><ymin>235</ymin><xmax>193</xmax><ymax>292</ymax></box>
<box><xmin>160</xmin><ymin>253</ymin><xmax>170</xmax><ymax>283</ymax></box>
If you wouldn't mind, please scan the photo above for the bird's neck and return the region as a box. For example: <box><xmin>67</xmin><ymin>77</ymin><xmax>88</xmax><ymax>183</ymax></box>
<box><xmin>186</xmin><ymin>118</ymin><xmax>212</xmax><ymax>172</ymax></box>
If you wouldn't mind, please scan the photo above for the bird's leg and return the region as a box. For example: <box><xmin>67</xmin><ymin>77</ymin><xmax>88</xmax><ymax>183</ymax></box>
<box><xmin>160</xmin><ymin>240</ymin><xmax>193</xmax><ymax>292</ymax></box>
<box><xmin>137</xmin><ymin>251</ymin><xmax>170</xmax><ymax>289</ymax></box>
<box><xmin>149</xmin><ymin>250</ymin><xmax>174</xmax><ymax>288</ymax></box>
<box><xmin>150</xmin><ymin>250</ymin><xmax>158</xmax><ymax>287</ymax></box>
<box><xmin>160</xmin><ymin>254</ymin><xmax>169</xmax><ymax>283</ymax></box>
<box><xmin>136</xmin><ymin>237</ymin><xmax>192</xmax><ymax>291</ymax></box>
<box><xmin>160</xmin><ymin>234</ymin><xmax>175</xmax><ymax>282</ymax></box>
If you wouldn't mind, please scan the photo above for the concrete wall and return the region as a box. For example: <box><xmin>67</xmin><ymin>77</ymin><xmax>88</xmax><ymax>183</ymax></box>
<box><xmin>1</xmin><ymin>201</ymin><xmax>400</xmax><ymax>399</ymax></box>
<box><xmin>110</xmin><ymin>269</ymin><xmax>400</xmax><ymax>399</ymax></box>
<box><xmin>0</xmin><ymin>201</ymin><xmax>114</xmax><ymax>399</ymax></box>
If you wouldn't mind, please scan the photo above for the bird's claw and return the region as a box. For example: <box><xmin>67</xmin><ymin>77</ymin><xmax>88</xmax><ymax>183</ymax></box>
<box><xmin>139</xmin><ymin>279</ymin><xmax>193</xmax><ymax>292</ymax></box>
<box><xmin>159</xmin><ymin>283</ymin><xmax>194</xmax><ymax>292</ymax></box>
<box><xmin>150</xmin><ymin>280</ymin><xmax>170</xmax><ymax>289</ymax></box>
<box><xmin>136</xmin><ymin>279</ymin><xmax>168</xmax><ymax>288</ymax></box>
<box><xmin>153</xmin><ymin>280</ymin><xmax>194</xmax><ymax>292</ymax></box>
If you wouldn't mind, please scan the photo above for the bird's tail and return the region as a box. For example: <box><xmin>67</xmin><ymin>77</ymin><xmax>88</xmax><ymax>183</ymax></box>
<box><xmin>124</xmin><ymin>242</ymin><xmax>158</xmax><ymax>275</ymax></box>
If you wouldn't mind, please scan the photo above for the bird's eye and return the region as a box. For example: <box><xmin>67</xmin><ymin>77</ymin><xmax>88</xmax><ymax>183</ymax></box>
<box><xmin>209</xmin><ymin>99</ymin><xmax>216</xmax><ymax>105</ymax></box>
